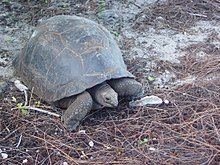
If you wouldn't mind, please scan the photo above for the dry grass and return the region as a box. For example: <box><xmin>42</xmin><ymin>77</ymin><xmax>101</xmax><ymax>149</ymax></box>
<box><xmin>133</xmin><ymin>0</ymin><xmax>220</xmax><ymax>31</ymax></box>
<box><xmin>1</xmin><ymin>54</ymin><xmax>219</xmax><ymax>164</ymax></box>
<box><xmin>0</xmin><ymin>0</ymin><xmax>220</xmax><ymax>164</ymax></box>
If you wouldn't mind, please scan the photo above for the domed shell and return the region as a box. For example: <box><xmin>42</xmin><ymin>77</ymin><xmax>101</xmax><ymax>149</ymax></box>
<box><xmin>14</xmin><ymin>15</ymin><xmax>134</xmax><ymax>102</ymax></box>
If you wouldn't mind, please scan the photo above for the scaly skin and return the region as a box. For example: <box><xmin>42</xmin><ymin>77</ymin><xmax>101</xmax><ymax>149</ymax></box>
<box><xmin>55</xmin><ymin>79</ymin><xmax>142</xmax><ymax>131</ymax></box>
<box><xmin>54</xmin><ymin>96</ymin><xmax>75</xmax><ymax>109</ymax></box>
<box><xmin>55</xmin><ymin>82</ymin><xmax>118</xmax><ymax>131</ymax></box>
<box><xmin>88</xmin><ymin>82</ymin><xmax>118</xmax><ymax>109</ymax></box>
<box><xmin>107</xmin><ymin>78</ymin><xmax>144</xmax><ymax>99</ymax></box>
<box><xmin>61</xmin><ymin>91</ymin><xmax>93</xmax><ymax>131</ymax></box>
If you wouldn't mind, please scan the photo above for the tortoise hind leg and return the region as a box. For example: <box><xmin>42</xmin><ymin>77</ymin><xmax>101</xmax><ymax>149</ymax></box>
<box><xmin>107</xmin><ymin>78</ymin><xmax>144</xmax><ymax>99</ymax></box>
<box><xmin>55</xmin><ymin>91</ymin><xmax>93</xmax><ymax>131</ymax></box>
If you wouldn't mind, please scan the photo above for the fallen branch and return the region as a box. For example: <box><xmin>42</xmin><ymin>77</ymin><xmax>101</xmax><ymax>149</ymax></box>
<box><xmin>12</xmin><ymin>106</ymin><xmax>61</xmax><ymax>118</ymax></box>
<box><xmin>26</xmin><ymin>106</ymin><xmax>61</xmax><ymax>118</ymax></box>
<box><xmin>24</xmin><ymin>90</ymin><xmax>28</xmax><ymax>106</ymax></box>
<box><xmin>13</xmin><ymin>80</ymin><xmax>61</xmax><ymax>117</ymax></box>
<box><xmin>186</xmin><ymin>12</ymin><xmax>207</xmax><ymax>18</ymax></box>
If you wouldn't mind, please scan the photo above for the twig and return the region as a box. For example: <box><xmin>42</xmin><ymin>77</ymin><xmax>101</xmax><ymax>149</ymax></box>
<box><xmin>26</xmin><ymin>106</ymin><xmax>61</xmax><ymax>118</ymax></box>
<box><xmin>16</xmin><ymin>134</ymin><xmax>22</xmax><ymax>148</ymax></box>
<box><xmin>211</xmin><ymin>117</ymin><xmax>220</xmax><ymax>141</ymax></box>
<box><xmin>186</xmin><ymin>12</ymin><xmax>207</xmax><ymax>18</ymax></box>
<box><xmin>13</xmin><ymin>80</ymin><xmax>60</xmax><ymax>117</ymax></box>
<box><xmin>0</xmin><ymin>129</ymin><xmax>18</xmax><ymax>141</ymax></box>
<box><xmin>14</xmin><ymin>80</ymin><xmax>28</xmax><ymax>106</ymax></box>
<box><xmin>129</xmin><ymin>1</ymin><xmax>141</xmax><ymax>9</ymax></box>
<box><xmin>28</xmin><ymin>87</ymin><xmax>34</xmax><ymax>106</ymax></box>
<box><xmin>27</xmin><ymin>134</ymin><xmax>87</xmax><ymax>164</ymax></box>
<box><xmin>24</xmin><ymin>90</ymin><xmax>28</xmax><ymax>106</ymax></box>
<box><xmin>12</xmin><ymin>106</ymin><xmax>61</xmax><ymax>118</ymax></box>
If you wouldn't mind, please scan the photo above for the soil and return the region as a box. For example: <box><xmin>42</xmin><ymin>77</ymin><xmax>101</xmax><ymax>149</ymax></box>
<box><xmin>0</xmin><ymin>0</ymin><xmax>219</xmax><ymax>164</ymax></box>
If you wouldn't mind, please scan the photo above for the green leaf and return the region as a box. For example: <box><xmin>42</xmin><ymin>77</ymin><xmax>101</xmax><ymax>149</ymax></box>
<box><xmin>4</xmin><ymin>36</ymin><xmax>14</xmax><ymax>43</ymax></box>
<box><xmin>139</xmin><ymin>138</ymin><xmax>149</xmax><ymax>145</ymax></box>
<box><xmin>35</xmin><ymin>101</ymin><xmax>41</xmax><ymax>107</ymax></box>
<box><xmin>21</xmin><ymin>108</ymin><xmax>29</xmax><ymax>116</ymax></box>
<box><xmin>147</xmin><ymin>75</ymin><xmax>155</xmax><ymax>82</ymax></box>
<box><xmin>111</xmin><ymin>31</ymin><xmax>120</xmax><ymax>37</ymax></box>
<box><xmin>16</xmin><ymin>103</ymin><xmax>29</xmax><ymax>116</ymax></box>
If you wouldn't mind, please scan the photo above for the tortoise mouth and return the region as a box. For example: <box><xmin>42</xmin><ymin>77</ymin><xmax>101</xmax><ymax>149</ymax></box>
<box><xmin>105</xmin><ymin>100</ymin><xmax>118</xmax><ymax>108</ymax></box>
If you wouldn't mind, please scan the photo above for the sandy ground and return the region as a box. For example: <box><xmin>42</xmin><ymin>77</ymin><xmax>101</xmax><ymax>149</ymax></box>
<box><xmin>0</xmin><ymin>0</ymin><xmax>219</xmax><ymax>92</ymax></box>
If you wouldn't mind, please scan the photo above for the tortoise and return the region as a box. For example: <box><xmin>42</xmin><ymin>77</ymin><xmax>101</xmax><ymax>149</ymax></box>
<box><xmin>13</xmin><ymin>15</ymin><xmax>143</xmax><ymax>131</ymax></box>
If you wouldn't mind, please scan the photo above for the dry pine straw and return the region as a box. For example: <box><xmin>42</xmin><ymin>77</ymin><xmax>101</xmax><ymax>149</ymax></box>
<box><xmin>1</xmin><ymin>0</ymin><xmax>220</xmax><ymax>164</ymax></box>
<box><xmin>0</xmin><ymin>55</ymin><xmax>219</xmax><ymax>164</ymax></box>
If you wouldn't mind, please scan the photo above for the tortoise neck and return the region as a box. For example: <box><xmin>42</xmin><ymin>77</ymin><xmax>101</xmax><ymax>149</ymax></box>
<box><xmin>88</xmin><ymin>82</ymin><xmax>110</xmax><ymax>98</ymax></box>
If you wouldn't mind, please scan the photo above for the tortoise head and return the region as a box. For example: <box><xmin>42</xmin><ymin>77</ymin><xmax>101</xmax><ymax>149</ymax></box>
<box><xmin>94</xmin><ymin>83</ymin><xmax>118</xmax><ymax>108</ymax></box>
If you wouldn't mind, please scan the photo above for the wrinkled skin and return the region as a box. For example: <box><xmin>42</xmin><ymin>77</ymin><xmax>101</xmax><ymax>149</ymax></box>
<box><xmin>57</xmin><ymin>78</ymin><xmax>143</xmax><ymax>131</ymax></box>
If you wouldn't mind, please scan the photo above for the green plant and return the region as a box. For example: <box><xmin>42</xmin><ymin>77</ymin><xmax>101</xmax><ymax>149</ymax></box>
<box><xmin>4</xmin><ymin>36</ymin><xmax>14</xmax><ymax>43</ymax></box>
<box><xmin>16</xmin><ymin>103</ymin><xmax>29</xmax><ymax>116</ymax></box>
<box><xmin>147</xmin><ymin>75</ymin><xmax>156</xmax><ymax>82</ymax></box>
<box><xmin>35</xmin><ymin>101</ymin><xmax>41</xmax><ymax>107</ymax></box>
<box><xmin>138</xmin><ymin>138</ymin><xmax>148</xmax><ymax>145</ymax></box>
<box><xmin>111</xmin><ymin>31</ymin><xmax>120</xmax><ymax>37</ymax></box>
<box><xmin>2</xmin><ymin>0</ymin><xmax>11</xmax><ymax>5</ymax></box>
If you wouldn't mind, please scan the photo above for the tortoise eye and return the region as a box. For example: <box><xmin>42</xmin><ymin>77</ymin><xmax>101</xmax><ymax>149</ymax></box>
<box><xmin>105</xmin><ymin>97</ymin><xmax>111</xmax><ymax>101</ymax></box>
<box><xmin>103</xmin><ymin>94</ymin><xmax>111</xmax><ymax>101</ymax></box>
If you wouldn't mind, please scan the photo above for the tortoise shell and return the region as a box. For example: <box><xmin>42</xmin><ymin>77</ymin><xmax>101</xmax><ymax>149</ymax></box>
<box><xmin>13</xmin><ymin>15</ymin><xmax>133</xmax><ymax>102</ymax></box>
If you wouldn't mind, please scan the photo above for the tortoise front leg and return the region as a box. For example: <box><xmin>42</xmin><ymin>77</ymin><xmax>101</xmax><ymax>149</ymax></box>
<box><xmin>56</xmin><ymin>91</ymin><xmax>93</xmax><ymax>131</ymax></box>
<box><xmin>107</xmin><ymin>78</ymin><xmax>144</xmax><ymax>99</ymax></box>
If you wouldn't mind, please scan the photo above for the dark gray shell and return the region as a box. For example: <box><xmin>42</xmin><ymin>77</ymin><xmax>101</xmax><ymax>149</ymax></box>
<box><xmin>14</xmin><ymin>15</ymin><xmax>133</xmax><ymax>102</ymax></box>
